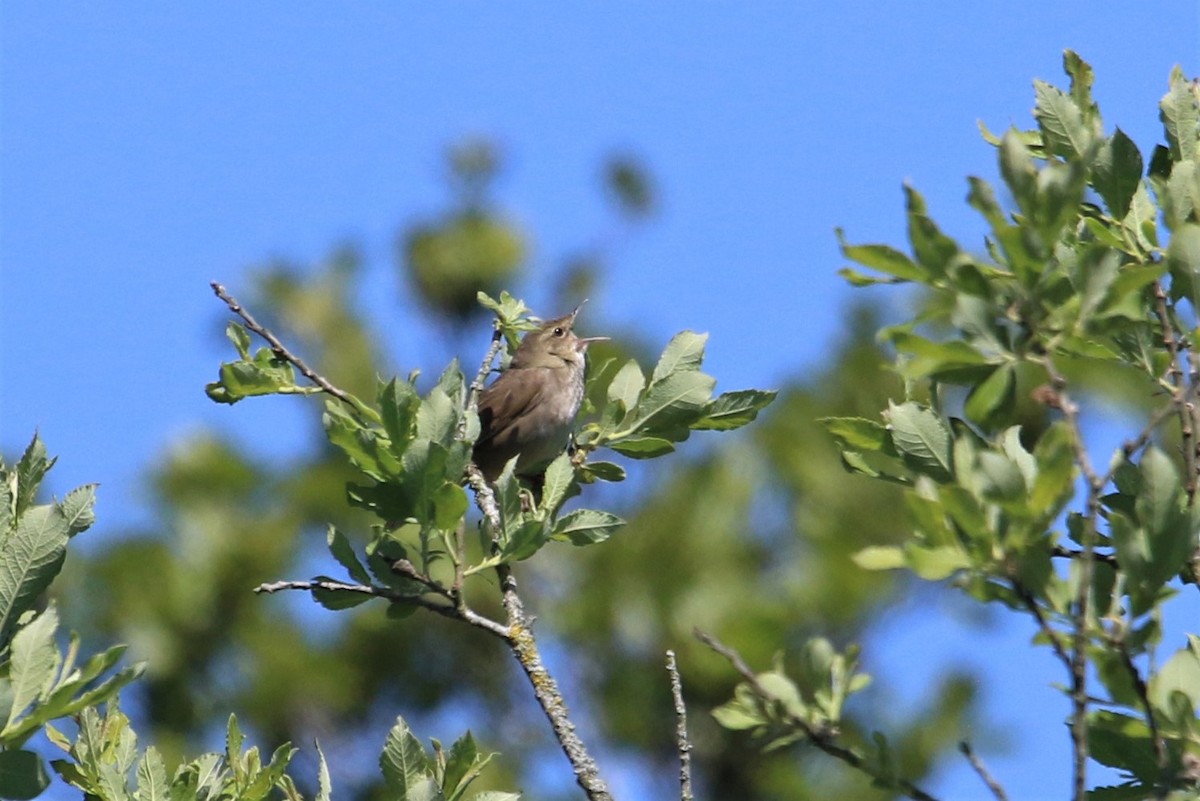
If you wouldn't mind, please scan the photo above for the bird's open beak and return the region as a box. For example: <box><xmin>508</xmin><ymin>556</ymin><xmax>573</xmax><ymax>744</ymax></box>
<box><xmin>575</xmin><ymin>335</ymin><xmax>610</xmax><ymax>352</ymax></box>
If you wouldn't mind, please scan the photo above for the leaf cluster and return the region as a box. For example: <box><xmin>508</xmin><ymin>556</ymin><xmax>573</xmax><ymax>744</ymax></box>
<box><xmin>0</xmin><ymin>437</ymin><xmax>141</xmax><ymax>799</ymax></box>
<box><xmin>205</xmin><ymin>290</ymin><xmax>775</xmax><ymax>616</ymax></box>
<box><xmin>795</xmin><ymin>52</ymin><xmax>1200</xmax><ymax>799</ymax></box>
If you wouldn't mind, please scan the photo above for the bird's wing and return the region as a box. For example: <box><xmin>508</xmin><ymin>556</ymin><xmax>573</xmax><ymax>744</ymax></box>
<box><xmin>475</xmin><ymin>371</ymin><xmax>547</xmax><ymax>448</ymax></box>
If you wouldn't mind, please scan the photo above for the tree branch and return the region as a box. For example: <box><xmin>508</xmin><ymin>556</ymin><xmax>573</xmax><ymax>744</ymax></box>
<box><xmin>210</xmin><ymin>282</ymin><xmax>370</xmax><ymax>416</ymax></box>
<box><xmin>695</xmin><ymin>629</ymin><xmax>941</xmax><ymax>801</ymax></box>
<box><xmin>254</xmin><ymin>578</ymin><xmax>510</xmax><ymax>639</ymax></box>
<box><xmin>1114</xmin><ymin>636</ymin><xmax>1169</xmax><ymax>796</ymax></box>
<box><xmin>666</xmin><ymin>650</ymin><xmax>694</xmax><ymax>801</ymax></box>
<box><xmin>1152</xmin><ymin>280</ymin><xmax>1198</xmax><ymax>501</ymax></box>
<box><xmin>959</xmin><ymin>741</ymin><xmax>1008</xmax><ymax>801</ymax></box>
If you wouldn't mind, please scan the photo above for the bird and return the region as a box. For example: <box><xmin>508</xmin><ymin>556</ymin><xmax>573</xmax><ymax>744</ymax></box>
<box><xmin>473</xmin><ymin>306</ymin><xmax>607</xmax><ymax>481</ymax></box>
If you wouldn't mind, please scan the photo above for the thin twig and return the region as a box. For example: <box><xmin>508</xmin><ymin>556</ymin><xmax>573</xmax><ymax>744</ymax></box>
<box><xmin>391</xmin><ymin>558</ymin><xmax>454</xmax><ymax>601</ymax></box>
<box><xmin>1115</xmin><ymin>638</ymin><xmax>1169</xmax><ymax>796</ymax></box>
<box><xmin>1152</xmin><ymin>281</ymin><xmax>1197</xmax><ymax>501</ymax></box>
<box><xmin>959</xmin><ymin>741</ymin><xmax>1008</xmax><ymax>801</ymax></box>
<box><xmin>665</xmin><ymin>651</ymin><xmax>694</xmax><ymax>801</ymax></box>
<box><xmin>254</xmin><ymin>579</ymin><xmax>510</xmax><ymax>638</ymax></box>
<box><xmin>210</xmin><ymin>282</ymin><xmax>368</xmax><ymax>415</ymax></box>
<box><xmin>1050</xmin><ymin>545</ymin><xmax>1119</xmax><ymax>569</ymax></box>
<box><xmin>695</xmin><ymin>629</ymin><xmax>941</xmax><ymax>801</ymax></box>
<box><xmin>1010</xmin><ymin>578</ymin><xmax>1071</xmax><ymax>669</ymax></box>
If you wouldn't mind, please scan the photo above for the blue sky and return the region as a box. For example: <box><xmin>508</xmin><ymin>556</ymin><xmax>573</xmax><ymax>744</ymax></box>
<box><xmin>3</xmin><ymin>4</ymin><xmax>1199</xmax><ymax>799</ymax></box>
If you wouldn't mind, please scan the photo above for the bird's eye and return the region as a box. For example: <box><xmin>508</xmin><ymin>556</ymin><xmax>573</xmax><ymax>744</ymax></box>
<box><xmin>553</xmin><ymin>327</ymin><xmax>565</xmax><ymax>336</ymax></box>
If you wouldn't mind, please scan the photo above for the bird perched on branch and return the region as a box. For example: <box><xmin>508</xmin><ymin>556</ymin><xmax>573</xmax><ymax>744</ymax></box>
<box><xmin>473</xmin><ymin>306</ymin><xmax>607</xmax><ymax>481</ymax></box>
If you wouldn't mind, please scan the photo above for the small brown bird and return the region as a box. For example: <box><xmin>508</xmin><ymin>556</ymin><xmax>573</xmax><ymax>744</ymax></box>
<box><xmin>473</xmin><ymin>306</ymin><xmax>607</xmax><ymax>481</ymax></box>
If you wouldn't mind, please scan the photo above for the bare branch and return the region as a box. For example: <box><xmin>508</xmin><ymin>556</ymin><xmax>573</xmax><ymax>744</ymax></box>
<box><xmin>666</xmin><ymin>650</ymin><xmax>694</xmax><ymax>801</ymax></box>
<box><xmin>695</xmin><ymin>629</ymin><xmax>941</xmax><ymax>801</ymax></box>
<box><xmin>959</xmin><ymin>741</ymin><xmax>1008</xmax><ymax>801</ymax></box>
<box><xmin>1010</xmin><ymin>579</ymin><xmax>1072</xmax><ymax>670</ymax></box>
<box><xmin>1050</xmin><ymin>545</ymin><xmax>1119</xmax><ymax>569</ymax></box>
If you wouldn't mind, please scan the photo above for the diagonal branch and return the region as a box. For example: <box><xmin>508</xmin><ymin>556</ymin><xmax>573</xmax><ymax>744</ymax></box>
<box><xmin>255</xmin><ymin>579</ymin><xmax>510</xmax><ymax>638</ymax></box>
<box><xmin>695</xmin><ymin>629</ymin><xmax>941</xmax><ymax>801</ymax></box>
<box><xmin>666</xmin><ymin>650</ymin><xmax>694</xmax><ymax>801</ymax></box>
<box><xmin>211</xmin><ymin>281</ymin><xmax>375</xmax><ymax>418</ymax></box>
<box><xmin>959</xmin><ymin>741</ymin><xmax>1008</xmax><ymax>801</ymax></box>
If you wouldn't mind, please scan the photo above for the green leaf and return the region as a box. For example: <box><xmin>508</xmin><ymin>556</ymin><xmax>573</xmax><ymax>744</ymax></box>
<box><xmin>380</xmin><ymin>716</ymin><xmax>432</xmax><ymax>797</ymax></box>
<box><xmin>0</xmin><ymin>504</ymin><xmax>69</xmax><ymax>648</ymax></box>
<box><xmin>476</xmin><ymin>290</ymin><xmax>532</xmax><ymax>326</ymax></box>
<box><xmin>552</xmin><ymin>509</ymin><xmax>625</xmax><ymax>546</ymax></box>
<box><xmin>6</xmin><ymin>604</ymin><xmax>60</xmax><ymax>731</ymax></box>
<box><xmin>963</xmin><ymin>364</ymin><xmax>1016</xmax><ymax>429</ymax></box>
<box><xmin>0</xmin><ymin>749</ymin><xmax>49</xmax><ymax>800</ymax></box>
<box><xmin>326</xmin><ymin>525</ymin><xmax>371</xmax><ymax>585</ymax></box>
<box><xmin>1093</xmin><ymin>129</ymin><xmax>1144</xmax><ymax>219</ymax></box>
<box><xmin>608</xmin><ymin>437</ymin><xmax>676</xmax><ymax>459</ymax></box>
<box><xmin>216</xmin><ymin>350</ymin><xmax>297</xmax><ymax>399</ymax></box>
<box><xmin>889</xmin><ymin>333</ymin><xmax>992</xmax><ymax>382</ymax></box>
<box><xmin>976</xmin><ymin>452</ymin><xmax>1026</xmax><ymax>503</ymax></box>
<box><xmin>712</xmin><ymin>685</ymin><xmax>767</xmax><ymax>730</ymax></box>
<box><xmin>606</xmin><ymin>359</ymin><xmax>645</xmax><ymax>416</ymax></box>
<box><xmin>225</xmin><ymin>714</ymin><xmax>244</xmax><ymax>772</ymax></box>
<box><xmin>56</xmin><ymin>483</ymin><xmax>97</xmax><ymax>538</ymax></box>
<box><xmin>225</xmin><ymin>322</ymin><xmax>252</xmax><ymax>359</ymax></box>
<box><xmin>886</xmin><ymin>402</ymin><xmax>952</xmax><ymax>481</ymax></box>
<box><xmin>432</xmin><ymin>483</ymin><xmax>469</xmax><ymax>531</ymax></box>
<box><xmin>837</xmin><ymin>266</ymin><xmax>906</xmax><ymax>286</ymax></box>
<box><xmin>13</xmin><ymin>435</ymin><xmax>54</xmax><ymax>516</ymax></box>
<box><xmin>820</xmin><ymin>417</ymin><xmax>892</xmax><ymax>452</ymax></box>
<box><xmin>442</xmin><ymin>731</ymin><xmax>486</xmax><ymax>801</ymax></box>
<box><xmin>539</xmin><ymin>453</ymin><xmax>575</xmax><ymax>516</ymax></box>
<box><xmin>852</xmin><ymin>546</ymin><xmax>906</xmax><ymax>571</ymax></box>
<box><xmin>416</xmin><ymin>388</ymin><xmax>458</xmax><ymax>448</ymax></box>
<box><xmin>1134</xmin><ymin>446</ymin><xmax>1194</xmax><ymax>591</ymax></box>
<box><xmin>906</xmin><ymin>545</ymin><xmax>971</xmax><ymax>580</ymax></box>
<box><xmin>1160</xmin><ymin>65</ymin><xmax>1200</xmax><ymax>163</ymax></box>
<box><xmin>323</xmin><ymin>403</ymin><xmax>394</xmax><ymax>480</ymax></box>
<box><xmin>500</xmin><ymin>520</ymin><xmax>550</xmax><ymax>563</ymax></box>
<box><xmin>999</xmin><ymin>131</ymin><xmax>1038</xmax><ymax>224</ymax></box>
<box><xmin>652</xmin><ymin>331</ymin><xmax>708</xmax><ymax>382</ymax></box>
<box><xmin>577</xmin><ymin>461</ymin><xmax>626</xmax><ymax>483</ymax></box>
<box><xmin>1124</xmin><ymin>183</ymin><xmax>1158</xmax><ymax>252</ymax></box>
<box><xmin>627</xmin><ymin>370</ymin><xmax>715</xmax><ymax>433</ymax></box>
<box><xmin>1167</xmin><ymin>224</ymin><xmax>1200</xmax><ymax>310</ymax></box>
<box><xmin>134</xmin><ymin>748</ymin><xmax>169</xmax><ymax>801</ymax></box>
<box><xmin>1033</xmin><ymin>79</ymin><xmax>1093</xmax><ymax>160</ymax></box>
<box><xmin>1162</xmin><ymin>160</ymin><xmax>1200</xmax><ymax>232</ymax></box>
<box><xmin>837</xmin><ymin>230</ymin><xmax>926</xmax><ymax>281</ymax></box>
<box><xmin>905</xmin><ymin>185</ymin><xmax>959</xmax><ymax>278</ymax></box>
<box><xmin>313</xmin><ymin>742</ymin><xmax>332</xmax><ymax>801</ymax></box>
<box><xmin>1088</xmin><ymin>711</ymin><xmax>1158</xmax><ymax>781</ymax></box>
<box><xmin>380</xmin><ymin>378</ymin><xmax>420</xmax><ymax>454</ymax></box>
<box><xmin>691</xmin><ymin>389</ymin><xmax>777</xmax><ymax>430</ymax></box>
